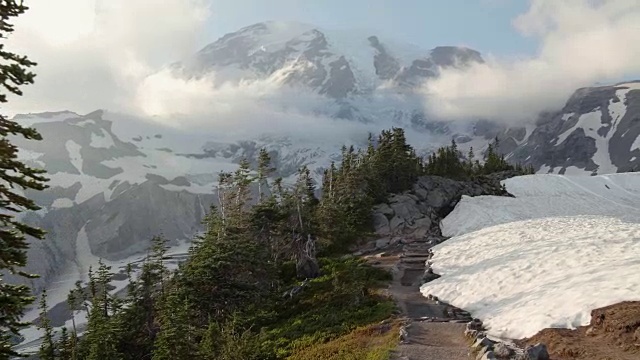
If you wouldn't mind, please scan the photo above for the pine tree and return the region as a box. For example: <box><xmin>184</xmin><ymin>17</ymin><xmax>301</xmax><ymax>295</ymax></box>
<box><xmin>198</xmin><ymin>321</ymin><xmax>221</xmax><ymax>359</ymax></box>
<box><xmin>37</xmin><ymin>290</ymin><xmax>56</xmax><ymax>360</ymax></box>
<box><xmin>292</xmin><ymin>166</ymin><xmax>320</xmax><ymax>279</ymax></box>
<box><xmin>256</xmin><ymin>148</ymin><xmax>275</xmax><ymax>202</ymax></box>
<box><xmin>84</xmin><ymin>260</ymin><xmax>122</xmax><ymax>360</ymax></box>
<box><xmin>57</xmin><ymin>327</ymin><xmax>72</xmax><ymax>360</ymax></box>
<box><xmin>152</xmin><ymin>288</ymin><xmax>197</xmax><ymax>360</ymax></box>
<box><xmin>0</xmin><ymin>2</ymin><xmax>49</xmax><ymax>358</ymax></box>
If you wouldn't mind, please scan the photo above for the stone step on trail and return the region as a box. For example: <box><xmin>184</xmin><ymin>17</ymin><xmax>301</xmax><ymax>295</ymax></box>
<box><xmin>400</xmin><ymin>250</ymin><xmax>432</xmax><ymax>257</ymax></box>
<box><xmin>400</xmin><ymin>258</ymin><xmax>429</xmax><ymax>266</ymax></box>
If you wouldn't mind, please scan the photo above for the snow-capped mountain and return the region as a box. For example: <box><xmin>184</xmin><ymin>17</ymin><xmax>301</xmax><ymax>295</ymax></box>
<box><xmin>175</xmin><ymin>21</ymin><xmax>483</xmax><ymax>98</ymax></box>
<box><xmin>499</xmin><ymin>81</ymin><xmax>640</xmax><ymax>175</ymax></box>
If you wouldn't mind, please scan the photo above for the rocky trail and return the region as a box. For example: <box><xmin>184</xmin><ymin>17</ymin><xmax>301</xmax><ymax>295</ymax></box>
<box><xmin>366</xmin><ymin>235</ymin><xmax>474</xmax><ymax>360</ymax></box>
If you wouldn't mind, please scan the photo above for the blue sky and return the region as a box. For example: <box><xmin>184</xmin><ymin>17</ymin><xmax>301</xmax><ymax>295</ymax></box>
<box><xmin>206</xmin><ymin>0</ymin><xmax>536</xmax><ymax>56</ymax></box>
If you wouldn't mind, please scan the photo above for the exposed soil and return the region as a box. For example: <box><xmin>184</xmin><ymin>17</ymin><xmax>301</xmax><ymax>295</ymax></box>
<box><xmin>519</xmin><ymin>301</ymin><xmax>640</xmax><ymax>360</ymax></box>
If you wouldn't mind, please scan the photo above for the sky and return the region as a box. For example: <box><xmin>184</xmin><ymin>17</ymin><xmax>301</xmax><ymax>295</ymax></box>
<box><xmin>204</xmin><ymin>0</ymin><xmax>536</xmax><ymax>56</ymax></box>
<box><xmin>5</xmin><ymin>0</ymin><xmax>640</xmax><ymax>132</ymax></box>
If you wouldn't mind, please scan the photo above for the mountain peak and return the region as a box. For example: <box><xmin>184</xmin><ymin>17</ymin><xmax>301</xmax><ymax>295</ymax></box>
<box><xmin>176</xmin><ymin>21</ymin><xmax>485</xmax><ymax>99</ymax></box>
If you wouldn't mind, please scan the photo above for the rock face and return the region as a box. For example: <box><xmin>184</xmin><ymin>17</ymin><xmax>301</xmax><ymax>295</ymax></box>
<box><xmin>372</xmin><ymin>175</ymin><xmax>509</xmax><ymax>240</ymax></box>
<box><xmin>501</xmin><ymin>81</ymin><xmax>640</xmax><ymax>175</ymax></box>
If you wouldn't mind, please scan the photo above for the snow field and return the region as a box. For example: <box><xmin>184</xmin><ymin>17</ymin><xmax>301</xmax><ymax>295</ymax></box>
<box><xmin>422</xmin><ymin>173</ymin><xmax>640</xmax><ymax>339</ymax></box>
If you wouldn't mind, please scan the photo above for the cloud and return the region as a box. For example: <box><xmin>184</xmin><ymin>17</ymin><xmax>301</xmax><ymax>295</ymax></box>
<box><xmin>5</xmin><ymin>0</ymin><xmax>210</xmax><ymax>115</ymax></box>
<box><xmin>422</xmin><ymin>0</ymin><xmax>640</xmax><ymax>123</ymax></box>
<box><xmin>133</xmin><ymin>67</ymin><xmax>425</xmax><ymax>144</ymax></box>
<box><xmin>5</xmin><ymin>0</ymin><xmax>420</xmax><ymax>145</ymax></box>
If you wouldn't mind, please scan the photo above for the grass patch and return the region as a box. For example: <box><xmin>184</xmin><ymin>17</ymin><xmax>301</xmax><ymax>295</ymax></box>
<box><xmin>287</xmin><ymin>320</ymin><xmax>402</xmax><ymax>360</ymax></box>
<box><xmin>254</xmin><ymin>257</ymin><xmax>396</xmax><ymax>359</ymax></box>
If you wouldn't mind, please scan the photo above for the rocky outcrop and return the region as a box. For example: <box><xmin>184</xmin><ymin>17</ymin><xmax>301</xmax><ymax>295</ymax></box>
<box><xmin>372</xmin><ymin>174</ymin><xmax>510</xmax><ymax>239</ymax></box>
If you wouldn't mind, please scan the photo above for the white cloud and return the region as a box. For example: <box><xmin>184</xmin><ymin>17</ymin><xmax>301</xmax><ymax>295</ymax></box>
<box><xmin>133</xmin><ymin>68</ymin><xmax>402</xmax><ymax>143</ymax></box>
<box><xmin>5</xmin><ymin>1</ymin><xmax>410</xmax><ymax>144</ymax></box>
<box><xmin>423</xmin><ymin>0</ymin><xmax>640</xmax><ymax>123</ymax></box>
<box><xmin>6</xmin><ymin>0</ymin><xmax>210</xmax><ymax>115</ymax></box>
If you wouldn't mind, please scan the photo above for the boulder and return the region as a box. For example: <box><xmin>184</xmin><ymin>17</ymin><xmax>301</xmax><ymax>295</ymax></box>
<box><xmin>472</xmin><ymin>336</ymin><xmax>494</xmax><ymax>351</ymax></box>
<box><xmin>478</xmin><ymin>350</ymin><xmax>497</xmax><ymax>360</ymax></box>
<box><xmin>493</xmin><ymin>342</ymin><xmax>514</xmax><ymax>358</ymax></box>
<box><xmin>467</xmin><ymin>318</ymin><xmax>484</xmax><ymax>331</ymax></box>
<box><xmin>373</xmin><ymin>203</ymin><xmax>395</xmax><ymax>217</ymax></box>
<box><xmin>372</xmin><ymin>212</ymin><xmax>390</xmax><ymax>235</ymax></box>
<box><xmin>399</xmin><ymin>326</ymin><xmax>409</xmax><ymax>343</ymax></box>
<box><xmin>524</xmin><ymin>343</ymin><xmax>550</xmax><ymax>360</ymax></box>
<box><xmin>375</xmin><ymin>238</ymin><xmax>390</xmax><ymax>249</ymax></box>
<box><xmin>421</xmin><ymin>268</ymin><xmax>441</xmax><ymax>284</ymax></box>
<box><xmin>390</xmin><ymin>198</ymin><xmax>420</xmax><ymax>220</ymax></box>
<box><xmin>389</xmin><ymin>216</ymin><xmax>405</xmax><ymax>233</ymax></box>
<box><xmin>426</xmin><ymin>190</ymin><xmax>447</xmax><ymax>208</ymax></box>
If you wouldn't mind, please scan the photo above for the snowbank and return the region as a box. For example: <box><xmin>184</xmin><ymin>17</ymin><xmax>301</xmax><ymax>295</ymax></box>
<box><xmin>421</xmin><ymin>173</ymin><xmax>640</xmax><ymax>339</ymax></box>
<box><xmin>441</xmin><ymin>173</ymin><xmax>640</xmax><ymax>237</ymax></box>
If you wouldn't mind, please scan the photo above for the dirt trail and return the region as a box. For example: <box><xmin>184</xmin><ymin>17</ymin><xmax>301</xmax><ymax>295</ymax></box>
<box><xmin>366</xmin><ymin>237</ymin><xmax>472</xmax><ymax>360</ymax></box>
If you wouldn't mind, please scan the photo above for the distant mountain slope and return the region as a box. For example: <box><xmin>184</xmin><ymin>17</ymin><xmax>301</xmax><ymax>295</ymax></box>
<box><xmin>500</xmin><ymin>81</ymin><xmax>640</xmax><ymax>175</ymax></box>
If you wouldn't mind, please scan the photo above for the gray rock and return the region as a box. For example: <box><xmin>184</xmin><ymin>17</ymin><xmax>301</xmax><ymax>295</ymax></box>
<box><xmin>389</xmin><ymin>216</ymin><xmax>405</xmax><ymax>233</ymax></box>
<box><xmin>493</xmin><ymin>342</ymin><xmax>514</xmax><ymax>358</ymax></box>
<box><xmin>372</xmin><ymin>213</ymin><xmax>390</xmax><ymax>235</ymax></box>
<box><xmin>399</xmin><ymin>326</ymin><xmax>409</xmax><ymax>343</ymax></box>
<box><xmin>372</xmin><ymin>175</ymin><xmax>511</xmax><ymax>242</ymax></box>
<box><xmin>390</xmin><ymin>197</ymin><xmax>419</xmax><ymax>219</ymax></box>
<box><xmin>524</xmin><ymin>343</ymin><xmax>550</xmax><ymax>360</ymax></box>
<box><xmin>375</xmin><ymin>238</ymin><xmax>390</xmax><ymax>249</ymax></box>
<box><xmin>476</xmin><ymin>346</ymin><xmax>489</xmax><ymax>360</ymax></box>
<box><xmin>479</xmin><ymin>350</ymin><xmax>497</xmax><ymax>360</ymax></box>
<box><xmin>472</xmin><ymin>336</ymin><xmax>494</xmax><ymax>351</ymax></box>
<box><xmin>467</xmin><ymin>319</ymin><xmax>484</xmax><ymax>331</ymax></box>
<box><xmin>373</xmin><ymin>203</ymin><xmax>395</xmax><ymax>217</ymax></box>
<box><xmin>421</xmin><ymin>268</ymin><xmax>441</xmax><ymax>284</ymax></box>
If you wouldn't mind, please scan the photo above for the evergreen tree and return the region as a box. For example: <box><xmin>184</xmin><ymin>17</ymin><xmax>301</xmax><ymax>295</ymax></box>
<box><xmin>37</xmin><ymin>290</ymin><xmax>55</xmax><ymax>360</ymax></box>
<box><xmin>57</xmin><ymin>327</ymin><xmax>72</xmax><ymax>360</ymax></box>
<box><xmin>256</xmin><ymin>148</ymin><xmax>275</xmax><ymax>202</ymax></box>
<box><xmin>84</xmin><ymin>261</ymin><xmax>122</xmax><ymax>360</ymax></box>
<box><xmin>152</xmin><ymin>287</ymin><xmax>198</xmax><ymax>360</ymax></box>
<box><xmin>0</xmin><ymin>2</ymin><xmax>49</xmax><ymax>358</ymax></box>
<box><xmin>198</xmin><ymin>321</ymin><xmax>221</xmax><ymax>359</ymax></box>
<box><xmin>65</xmin><ymin>280</ymin><xmax>84</xmax><ymax>360</ymax></box>
<box><xmin>291</xmin><ymin>166</ymin><xmax>320</xmax><ymax>278</ymax></box>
